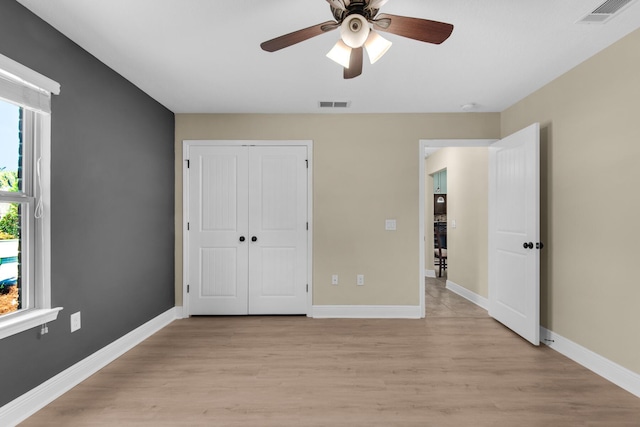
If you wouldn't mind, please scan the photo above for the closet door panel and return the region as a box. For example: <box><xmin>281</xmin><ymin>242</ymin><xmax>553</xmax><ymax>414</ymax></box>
<box><xmin>248</xmin><ymin>146</ymin><xmax>308</xmax><ymax>314</ymax></box>
<box><xmin>188</xmin><ymin>146</ymin><xmax>249</xmax><ymax>315</ymax></box>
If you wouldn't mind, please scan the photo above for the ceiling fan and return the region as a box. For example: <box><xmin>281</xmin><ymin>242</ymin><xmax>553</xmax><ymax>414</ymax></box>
<box><xmin>260</xmin><ymin>0</ymin><xmax>454</xmax><ymax>79</ymax></box>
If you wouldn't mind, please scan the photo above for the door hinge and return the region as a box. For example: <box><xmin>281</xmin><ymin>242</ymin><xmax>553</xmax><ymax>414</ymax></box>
<box><xmin>305</xmin><ymin>159</ymin><xmax>308</xmax><ymax>168</ymax></box>
<box><xmin>187</xmin><ymin>222</ymin><xmax>190</xmax><ymax>231</ymax></box>
<box><xmin>306</xmin><ymin>222</ymin><xmax>308</xmax><ymax>230</ymax></box>
<box><xmin>306</xmin><ymin>284</ymin><xmax>309</xmax><ymax>293</ymax></box>
<box><xmin>186</xmin><ymin>159</ymin><xmax>190</xmax><ymax>168</ymax></box>
<box><xmin>187</xmin><ymin>285</ymin><xmax>190</xmax><ymax>293</ymax></box>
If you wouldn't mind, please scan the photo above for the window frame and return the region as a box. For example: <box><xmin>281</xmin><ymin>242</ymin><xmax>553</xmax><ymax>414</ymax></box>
<box><xmin>0</xmin><ymin>53</ymin><xmax>61</xmax><ymax>340</ymax></box>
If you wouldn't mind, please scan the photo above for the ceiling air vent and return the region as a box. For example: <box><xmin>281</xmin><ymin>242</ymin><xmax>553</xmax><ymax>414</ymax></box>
<box><xmin>578</xmin><ymin>0</ymin><xmax>637</xmax><ymax>24</ymax></box>
<box><xmin>319</xmin><ymin>101</ymin><xmax>351</xmax><ymax>108</ymax></box>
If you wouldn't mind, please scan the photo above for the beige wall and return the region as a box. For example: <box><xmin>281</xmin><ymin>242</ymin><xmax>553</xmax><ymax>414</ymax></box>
<box><xmin>175</xmin><ymin>114</ymin><xmax>500</xmax><ymax>307</ymax></box>
<box><xmin>502</xmin><ymin>28</ymin><xmax>640</xmax><ymax>373</ymax></box>
<box><xmin>425</xmin><ymin>148</ymin><xmax>489</xmax><ymax>297</ymax></box>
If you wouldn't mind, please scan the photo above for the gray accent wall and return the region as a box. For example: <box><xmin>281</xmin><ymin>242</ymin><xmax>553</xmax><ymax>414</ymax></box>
<box><xmin>0</xmin><ymin>1</ymin><xmax>175</xmax><ymax>406</ymax></box>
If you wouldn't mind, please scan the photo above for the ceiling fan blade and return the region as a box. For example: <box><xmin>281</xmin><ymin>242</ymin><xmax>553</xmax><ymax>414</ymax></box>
<box><xmin>261</xmin><ymin>21</ymin><xmax>338</xmax><ymax>52</ymax></box>
<box><xmin>367</xmin><ymin>0</ymin><xmax>389</xmax><ymax>10</ymax></box>
<box><xmin>326</xmin><ymin>0</ymin><xmax>345</xmax><ymax>11</ymax></box>
<box><xmin>344</xmin><ymin>47</ymin><xmax>363</xmax><ymax>79</ymax></box>
<box><xmin>373</xmin><ymin>13</ymin><xmax>454</xmax><ymax>45</ymax></box>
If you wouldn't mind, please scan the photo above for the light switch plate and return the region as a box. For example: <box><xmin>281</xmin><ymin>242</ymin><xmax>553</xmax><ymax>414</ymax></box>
<box><xmin>385</xmin><ymin>219</ymin><xmax>397</xmax><ymax>231</ymax></box>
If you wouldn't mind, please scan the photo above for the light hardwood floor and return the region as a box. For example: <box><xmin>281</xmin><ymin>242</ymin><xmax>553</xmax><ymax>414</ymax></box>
<box><xmin>21</xmin><ymin>277</ymin><xmax>640</xmax><ymax>426</ymax></box>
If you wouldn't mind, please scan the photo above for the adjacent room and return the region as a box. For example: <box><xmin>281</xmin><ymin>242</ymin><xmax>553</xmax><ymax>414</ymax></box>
<box><xmin>1</xmin><ymin>0</ymin><xmax>639</xmax><ymax>425</ymax></box>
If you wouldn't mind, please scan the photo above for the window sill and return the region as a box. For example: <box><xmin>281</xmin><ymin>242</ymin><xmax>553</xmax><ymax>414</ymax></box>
<box><xmin>0</xmin><ymin>307</ymin><xmax>63</xmax><ymax>340</ymax></box>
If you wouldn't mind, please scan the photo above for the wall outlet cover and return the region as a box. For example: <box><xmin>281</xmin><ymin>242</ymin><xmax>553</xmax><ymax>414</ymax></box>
<box><xmin>70</xmin><ymin>311</ymin><xmax>81</xmax><ymax>332</ymax></box>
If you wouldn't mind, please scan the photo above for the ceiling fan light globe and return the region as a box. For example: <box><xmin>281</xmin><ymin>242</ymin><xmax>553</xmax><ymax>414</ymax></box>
<box><xmin>365</xmin><ymin>31</ymin><xmax>392</xmax><ymax>64</ymax></box>
<box><xmin>326</xmin><ymin>40</ymin><xmax>352</xmax><ymax>68</ymax></box>
<box><xmin>340</xmin><ymin>14</ymin><xmax>370</xmax><ymax>48</ymax></box>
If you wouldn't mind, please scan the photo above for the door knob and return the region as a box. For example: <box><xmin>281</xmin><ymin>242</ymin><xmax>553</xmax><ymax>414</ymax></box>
<box><xmin>536</xmin><ymin>242</ymin><xmax>544</xmax><ymax>250</ymax></box>
<box><xmin>523</xmin><ymin>242</ymin><xmax>534</xmax><ymax>249</ymax></box>
<box><xmin>239</xmin><ymin>236</ymin><xmax>245</xmax><ymax>242</ymax></box>
<box><xmin>251</xmin><ymin>236</ymin><xmax>258</xmax><ymax>242</ymax></box>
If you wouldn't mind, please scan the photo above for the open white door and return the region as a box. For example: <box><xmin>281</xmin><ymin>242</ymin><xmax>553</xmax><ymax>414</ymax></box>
<box><xmin>489</xmin><ymin>123</ymin><xmax>540</xmax><ymax>345</ymax></box>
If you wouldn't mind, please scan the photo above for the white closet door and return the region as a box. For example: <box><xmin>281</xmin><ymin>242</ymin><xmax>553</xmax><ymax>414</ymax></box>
<box><xmin>187</xmin><ymin>144</ymin><xmax>308</xmax><ymax>315</ymax></box>
<box><xmin>188</xmin><ymin>146</ymin><xmax>249</xmax><ymax>315</ymax></box>
<box><xmin>248</xmin><ymin>146</ymin><xmax>308</xmax><ymax>314</ymax></box>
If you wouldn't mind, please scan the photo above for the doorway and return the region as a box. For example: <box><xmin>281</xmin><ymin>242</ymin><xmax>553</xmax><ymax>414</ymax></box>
<box><xmin>419</xmin><ymin>139</ymin><xmax>496</xmax><ymax>316</ymax></box>
<box><xmin>419</xmin><ymin>124</ymin><xmax>541</xmax><ymax>346</ymax></box>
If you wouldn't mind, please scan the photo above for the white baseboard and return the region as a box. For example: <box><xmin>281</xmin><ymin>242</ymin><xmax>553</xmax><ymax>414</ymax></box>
<box><xmin>540</xmin><ymin>327</ymin><xmax>640</xmax><ymax>398</ymax></box>
<box><xmin>425</xmin><ymin>269</ymin><xmax>436</xmax><ymax>278</ymax></box>
<box><xmin>0</xmin><ymin>307</ymin><xmax>178</xmax><ymax>427</ymax></box>
<box><xmin>312</xmin><ymin>305</ymin><xmax>422</xmax><ymax>319</ymax></box>
<box><xmin>175</xmin><ymin>305</ymin><xmax>186</xmax><ymax>319</ymax></box>
<box><xmin>445</xmin><ymin>280</ymin><xmax>489</xmax><ymax>310</ymax></box>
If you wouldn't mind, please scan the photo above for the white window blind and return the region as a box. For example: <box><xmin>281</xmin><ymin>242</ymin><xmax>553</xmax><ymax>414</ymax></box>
<box><xmin>0</xmin><ymin>73</ymin><xmax>50</xmax><ymax>113</ymax></box>
<box><xmin>0</xmin><ymin>52</ymin><xmax>60</xmax><ymax>113</ymax></box>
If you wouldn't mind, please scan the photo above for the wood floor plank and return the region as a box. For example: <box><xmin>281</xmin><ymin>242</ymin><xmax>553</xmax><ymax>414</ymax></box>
<box><xmin>20</xmin><ymin>278</ymin><xmax>640</xmax><ymax>426</ymax></box>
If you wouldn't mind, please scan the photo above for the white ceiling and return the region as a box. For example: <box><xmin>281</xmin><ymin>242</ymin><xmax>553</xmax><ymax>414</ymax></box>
<box><xmin>16</xmin><ymin>0</ymin><xmax>640</xmax><ymax>114</ymax></box>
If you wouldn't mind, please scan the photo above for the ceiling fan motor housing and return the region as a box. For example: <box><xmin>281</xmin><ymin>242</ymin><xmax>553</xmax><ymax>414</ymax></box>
<box><xmin>331</xmin><ymin>0</ymin><xmax>378</xmax><ymax>22</ymax></box>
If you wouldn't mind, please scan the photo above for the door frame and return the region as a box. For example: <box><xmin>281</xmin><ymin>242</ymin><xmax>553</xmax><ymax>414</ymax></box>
<box><xmin>419</xmin><ymin>139</ymin><xmax>497</xmax><ymax>317</ymax></box>
<box><xmin>182</xmin><ymin>140</ymin><xmax>314</xmax><ymax>317</ymax></box>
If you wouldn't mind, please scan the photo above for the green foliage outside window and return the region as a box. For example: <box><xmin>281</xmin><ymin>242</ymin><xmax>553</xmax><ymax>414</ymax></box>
<box><xmin>0</xmin><ymin>170</ymin><xmax>18</xmax><ymax>191</ymax></box>
<box><xmin>0</xmin><ymin>204</ymin><xmax>18</xmax><ymax>239</ymax></box>
<box><xmin>0</xmin><ymin>171</ymin><xmax>19</xmax><ymax>240</ymax></box>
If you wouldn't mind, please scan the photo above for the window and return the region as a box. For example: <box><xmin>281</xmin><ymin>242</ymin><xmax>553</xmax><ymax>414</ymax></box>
<box><xmin>0</xmin><ymin>100</ymin><xmax>30</xmax><ymax>316</ymax></box>
<box><xmin>0</xmin><ymin>53</ymin><xmax>61</xmax><ymax>339</ymax></box>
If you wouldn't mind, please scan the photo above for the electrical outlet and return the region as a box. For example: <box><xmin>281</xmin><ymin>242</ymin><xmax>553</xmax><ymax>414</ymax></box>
<box><xmin>332</xmin><ymin>274</ymin><xmax>339</xmax><ymax>285</ymax></box>
<box><xmin>357</xmin><ymin>274</ymin><xmax>365</xmax><ymax>286</ymax></box>
<box><xmin>70</xmin><ymin>311</ymin><xmax>81</xmax><ymax>332</ymax></box>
